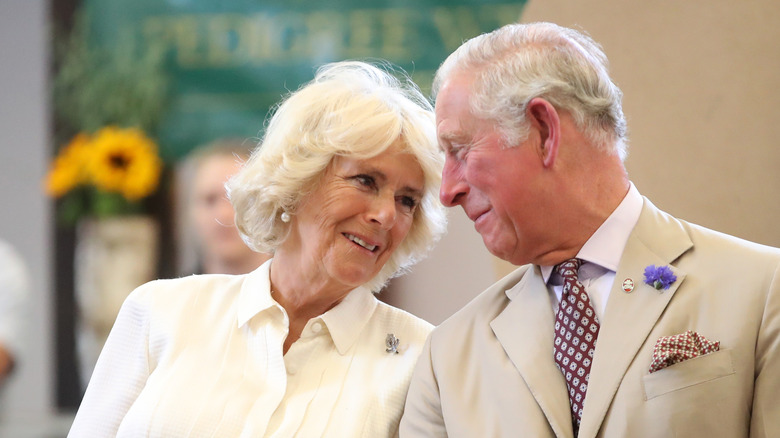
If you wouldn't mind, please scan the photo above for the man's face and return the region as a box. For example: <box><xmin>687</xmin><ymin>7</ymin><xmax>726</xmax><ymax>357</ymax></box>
<box><xmin>436</xmin><ymin>75</ymin><xmax>548</xmax><ymax>265</ymax></box>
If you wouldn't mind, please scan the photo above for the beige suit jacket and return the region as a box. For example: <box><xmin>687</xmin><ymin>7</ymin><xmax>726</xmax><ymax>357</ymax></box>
<box><xmin>400</xmin><ymin>198</ymin><xmax>780</xmax><ymax>438</ymax></box>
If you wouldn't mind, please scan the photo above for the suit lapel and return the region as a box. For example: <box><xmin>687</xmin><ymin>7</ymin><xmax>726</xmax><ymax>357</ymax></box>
<box><xmin>578</xmin><ymin>198</ymin><xmax>693</xmax><ymax>438</ymax></box>
<box><xmin>491</xmin><ymin>266</ymin><xmax>574</xmax><ymax>438</ymax></box>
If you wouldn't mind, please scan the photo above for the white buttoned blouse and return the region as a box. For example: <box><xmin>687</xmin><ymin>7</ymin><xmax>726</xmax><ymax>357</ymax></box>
<box><xmin>68</xmin><ymin>260</ymin><xmax>433</xmax><ymax>437</ymax></box>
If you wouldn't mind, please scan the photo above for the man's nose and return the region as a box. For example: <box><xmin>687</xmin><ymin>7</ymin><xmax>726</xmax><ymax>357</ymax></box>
<box><xmin>439</xmin><ymin>157</ymin><xmax>468</xmax><ymax>207</ymax></box>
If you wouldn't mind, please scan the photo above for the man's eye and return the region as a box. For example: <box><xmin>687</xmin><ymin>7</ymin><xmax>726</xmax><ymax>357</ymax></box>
<box><xmin>451</xmin><ymin>144</ymin><xmax>469</xmax><ymax>160</ymax></box>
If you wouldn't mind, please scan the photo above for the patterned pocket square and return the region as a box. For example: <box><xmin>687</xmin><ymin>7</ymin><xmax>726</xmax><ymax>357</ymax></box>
<box><xmin>649</xmin><ymin>330</ymin><xmax>720</xmax><ymax>373</ymax></box>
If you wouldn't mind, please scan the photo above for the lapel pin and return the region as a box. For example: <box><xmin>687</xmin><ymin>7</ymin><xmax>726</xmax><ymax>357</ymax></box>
<box><xmin>385</xmin><ymin>333</ymin><xmax>399</xmax><ymax>354</ymax></box>
<box><xmin>622</xmin><ymin>278</ymin><xmax>635</xmax><ymax>293</ymax></box>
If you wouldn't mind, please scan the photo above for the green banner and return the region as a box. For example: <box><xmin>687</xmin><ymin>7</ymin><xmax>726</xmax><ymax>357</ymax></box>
<box><xmin>84</xmin><ymin>0</ymin><xmax>527</xmax><ymax>161</ymax></box>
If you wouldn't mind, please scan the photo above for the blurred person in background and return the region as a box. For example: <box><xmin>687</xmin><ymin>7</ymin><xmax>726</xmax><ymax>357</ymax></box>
<box><xmin>176</xmin><ymin>139</ymin><xmax>271</xmax><ymax>276</ymax></box>
<box><xmin>69</xmin><ymin>60</ymin><xmax>447</xmax><ymax>437</ymax></box>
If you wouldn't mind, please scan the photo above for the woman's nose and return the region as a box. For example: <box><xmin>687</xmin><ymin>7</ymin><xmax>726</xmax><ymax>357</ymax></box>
<box><xmin>368</xmin><ymin>194</ymin><xmax>397</xmax><ymax>230</ymax></box>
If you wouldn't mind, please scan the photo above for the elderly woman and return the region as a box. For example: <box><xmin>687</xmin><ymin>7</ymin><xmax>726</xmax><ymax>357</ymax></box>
<box><xmin>68</xmin><ymin>60</ymin><xmax>447</xmax><ymax>437</ymax></box>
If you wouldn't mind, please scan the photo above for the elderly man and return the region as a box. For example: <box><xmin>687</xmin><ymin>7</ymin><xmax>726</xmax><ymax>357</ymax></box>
<box><xmin>400</xmin><ymin>22</ymin><xmax>780</xmax><ymax>438</ymax></box>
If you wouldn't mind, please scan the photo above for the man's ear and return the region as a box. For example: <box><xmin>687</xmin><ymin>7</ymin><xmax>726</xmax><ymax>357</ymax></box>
<box><xmin>526</xmin><ymin>98</ymin><xmax>560</xmax><ymax>168</ymax></box>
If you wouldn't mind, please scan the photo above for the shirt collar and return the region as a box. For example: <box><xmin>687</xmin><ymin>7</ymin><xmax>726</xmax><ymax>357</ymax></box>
<box><xmin>320</xmin><ymin>286</ymin><xmax>377</xmax><ymax>355</ymax></box>
<box><xmin>236</xmin><ymin>258</ymin><xmax>378</xmax><ymax>355</ymax></box>
<box><xmin>541</xmin><ymin>182</ymin><xmax>643</xmax><ymax>282</ymax></box>
<box><xmin>237</xmin><ymin>258</ymin><xmax>276</xmax><ymax>328</ymax></box>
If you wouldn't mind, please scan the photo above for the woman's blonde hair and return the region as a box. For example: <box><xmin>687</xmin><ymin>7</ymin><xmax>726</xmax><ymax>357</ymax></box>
<box><xmin>227</xmin><ymin>60</ymin><xmax>447</xmax><ymax>292</ymax></box>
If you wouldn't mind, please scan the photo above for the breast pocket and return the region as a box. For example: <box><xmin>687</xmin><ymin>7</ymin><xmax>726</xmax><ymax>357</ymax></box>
<box><xmin>642</xmin><ymin>349</ymin><xmax>735</xmax><ymax>400</ymax></box>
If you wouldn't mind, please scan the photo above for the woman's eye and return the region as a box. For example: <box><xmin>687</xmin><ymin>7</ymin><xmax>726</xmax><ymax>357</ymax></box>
<box><xmin>398</xmin><ymin>196</ymin><xmax>418</xmax><ymax>212</ymax></box>
<box><xmin>353</xmin><ymin>174</ymin><xmax>376</xmax><ymax>189</ymax></box>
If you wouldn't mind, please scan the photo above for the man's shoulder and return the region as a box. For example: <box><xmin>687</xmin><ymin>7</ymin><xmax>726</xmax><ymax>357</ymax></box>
<box><xmin>431</xmin><ymin>264</ymin><xmax>534</xmax><ymax>337</ymax></box>
<box><xmin>640</xmin><ymin>198</ymin><xmax>780</xmax><ymax>256</ymax></box>
<box><xmin>638</xmin><ymin>197</ymin><xmax>780</xmax><ymax>263</ymax></box>
<box><xmin>682</xmin><ymin>219</ymin><xmax>780</xmax><ymax>257</ymax></box>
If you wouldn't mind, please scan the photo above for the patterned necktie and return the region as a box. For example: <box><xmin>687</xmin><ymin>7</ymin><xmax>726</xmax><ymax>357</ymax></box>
<box><xmin>553</xmin><ymin>258</ymin><xmax>600</xmax><ymax>434</ymax></box>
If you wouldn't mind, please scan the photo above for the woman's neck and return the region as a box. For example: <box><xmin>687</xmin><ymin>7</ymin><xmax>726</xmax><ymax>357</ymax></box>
<box><xmin>269</xmin><ymin>252</ymin><xmax>353</xmax><ymax>353</ymax></box>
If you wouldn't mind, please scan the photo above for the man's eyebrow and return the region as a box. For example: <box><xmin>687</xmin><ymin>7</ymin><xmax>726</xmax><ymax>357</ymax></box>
<box><xmin>439</xmin><ymin>129</ymin><xmax>465</xmax><ymax>143</ymax></box>
<box><xmin>438</xmin><ymin>129</ymin><xmax>467</xmax><ymax>153</ymax></box>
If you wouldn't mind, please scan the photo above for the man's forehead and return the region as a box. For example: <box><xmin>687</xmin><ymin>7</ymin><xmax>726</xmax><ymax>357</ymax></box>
<box><xmin>434</xmin><ymin>91</ymin><xmax>465</xmax><ymax>134</ymax></box>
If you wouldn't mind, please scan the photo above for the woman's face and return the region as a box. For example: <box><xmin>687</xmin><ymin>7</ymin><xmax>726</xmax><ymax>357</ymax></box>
<box><xmin>285</xmin><ymin>141</ymin><xmax>425</xmax><ymax>291</ymax></box>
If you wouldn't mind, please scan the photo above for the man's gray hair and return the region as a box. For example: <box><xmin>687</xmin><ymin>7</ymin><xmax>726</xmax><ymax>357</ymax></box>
<box><xmin>433</xmin><ymin>22</ymin><xmax>629</xmax><ymax>161</ymax></box>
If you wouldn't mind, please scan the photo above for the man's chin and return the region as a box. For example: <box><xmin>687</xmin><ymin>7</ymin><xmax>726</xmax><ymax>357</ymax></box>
<box><xmin>482</xmin><ymin>237</ymin><xmax>528</xmax><ymax>266</ymax></box>
<box><xmin>482</xmin><ymin>238</ymin><xmax>510</xmax><ymax>262</ymax></box>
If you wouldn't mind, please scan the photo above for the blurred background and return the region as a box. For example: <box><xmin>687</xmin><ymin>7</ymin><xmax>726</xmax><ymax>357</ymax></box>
<box><xmin>1</xmin><ymin>0</ymin><xmax>778</xmax><ymax>436</ymax></box>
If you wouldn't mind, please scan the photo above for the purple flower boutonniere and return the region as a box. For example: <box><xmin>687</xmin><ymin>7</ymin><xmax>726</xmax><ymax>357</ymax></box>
<box><xmin>644</xmin><ymin>265</ymin><xmax>677</xmax><ymax>290</ymax></box>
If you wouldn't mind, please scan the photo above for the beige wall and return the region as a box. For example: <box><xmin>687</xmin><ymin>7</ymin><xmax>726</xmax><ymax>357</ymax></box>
<box><xmin>387</xmin><ymin>0</ymin><xmax>780</xmax><ymax>322</ymax></box>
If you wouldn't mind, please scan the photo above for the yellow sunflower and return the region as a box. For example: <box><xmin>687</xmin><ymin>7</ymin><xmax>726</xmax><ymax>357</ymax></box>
<box><xmin>44</xmin><ymin>132</ymin><xmax>91</xmax><ymax>197</ymax></box>
<box><xmin>86</xmin><ymin>126</ymin><xmax>162</xmax><ymax>200</ymax></box>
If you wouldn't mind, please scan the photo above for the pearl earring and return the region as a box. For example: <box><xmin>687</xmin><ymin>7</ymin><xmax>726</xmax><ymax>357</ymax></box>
<box><xmin>280</xmin><ymin>212</ymin><xmax>291</xmax><ymax>223</ymax></box>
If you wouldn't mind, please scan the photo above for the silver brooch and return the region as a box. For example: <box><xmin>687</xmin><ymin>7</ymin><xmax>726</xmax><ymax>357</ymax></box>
<box><xmin>385</xmin><ymin>333</ymin><xmax>399</xmax><ymax>354</ymax></box>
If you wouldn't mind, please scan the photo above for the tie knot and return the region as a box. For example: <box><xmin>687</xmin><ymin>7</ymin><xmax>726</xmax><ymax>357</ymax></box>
<box><xmin>555</xmin><ymin>258</ymin><xmax>582</xmax><ymax>280</ymax></box>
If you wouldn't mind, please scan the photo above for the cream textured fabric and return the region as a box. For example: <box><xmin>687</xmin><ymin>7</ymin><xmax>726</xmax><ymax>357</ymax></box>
<box><xmin>69</xmin><ymin>260</ymin><xmax>433</xmax><ymax>437</ymax></box>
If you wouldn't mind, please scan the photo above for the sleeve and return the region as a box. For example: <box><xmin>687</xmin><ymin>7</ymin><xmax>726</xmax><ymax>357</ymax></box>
<box><xmin>68</xmin><ymin>284</ymin><xmax>154</xmax><ymax>438</ymax></box>
<box><xmin>751</xmin><ymin>260</ymin><xmax>780</xmax><ymax>437</ymax></box>
<box><xmin>399</xmin><ymin>333</ymin><xmax>448</xmax><ymax>438</ymax></box>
